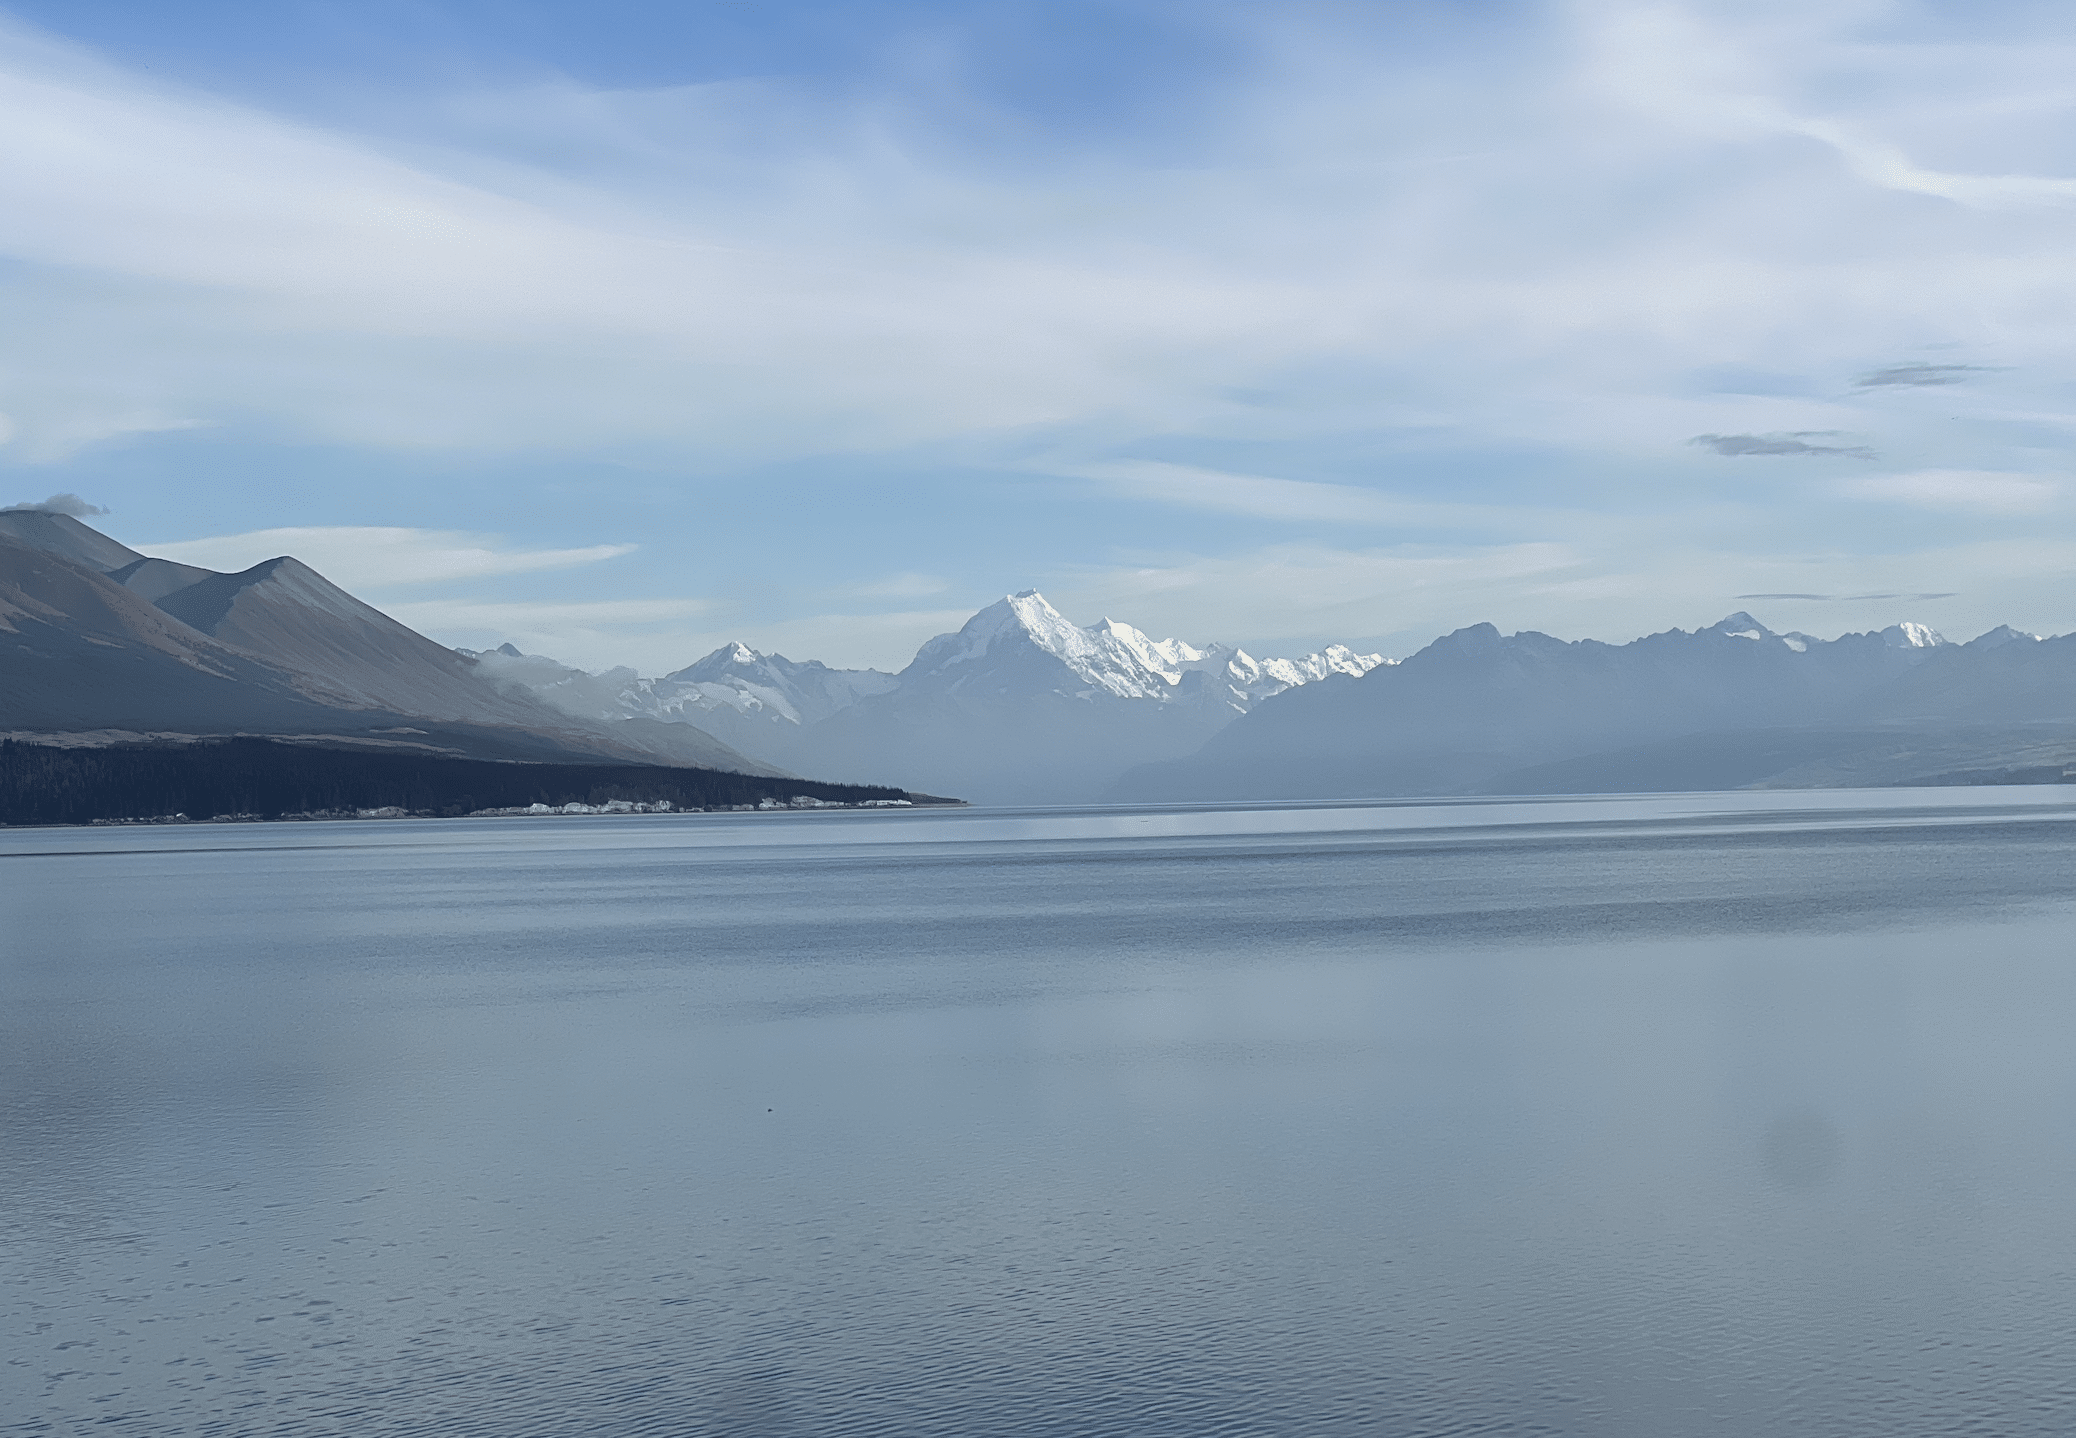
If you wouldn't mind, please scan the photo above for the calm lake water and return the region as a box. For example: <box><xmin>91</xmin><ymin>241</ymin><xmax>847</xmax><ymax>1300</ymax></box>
<box><xmin>7</xmin><ymin>790</ymin><xmax>2076</xmax><ymax>1436</ymax></box>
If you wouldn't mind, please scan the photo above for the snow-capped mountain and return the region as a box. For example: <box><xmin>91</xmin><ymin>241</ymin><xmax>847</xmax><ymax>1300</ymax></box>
<box><xmin>1882</xmin><ymin>622</ymin><xmax>1945</xmax><ymax>649</ymax></box>
<box><xmin>1114</xmin><ymin>610</ymin><xmax>2076</xmax><ymax>802</ymax></box>
<box><xmin>653</xmin><ymin>643</ymin><xmax>899</xmax><ymax>727</ymax></box>
<box><xmin>475</xmin><ymin>590</ymin><xmax>1391</xmax><ymax>802</ymax></box>
<box><xmin>467</xmin><ymin>639</ymin><xmax>898</xmax><ymax>756</ymax></box>
<box><xmin>1964</xmin><ymin>624</ymin><xmax>2042</xmax><ymax>651</ymax></box>
<box><xmin>899</xmin><ymin>591</ymin><xmax>1385</xmax><ymax>708</ymax></box>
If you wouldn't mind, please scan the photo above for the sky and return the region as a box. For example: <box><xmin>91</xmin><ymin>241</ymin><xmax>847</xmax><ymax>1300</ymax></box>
<box><xmin>4</xmin><ymin>0</ymin><xmax>2076</xmax><ymax>672</ymax></box>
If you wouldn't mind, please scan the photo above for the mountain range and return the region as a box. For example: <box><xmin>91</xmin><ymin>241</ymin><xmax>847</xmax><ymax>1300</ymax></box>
<box><xmin>1113</xmin><ymin>612</ymin><xmax>2076</xmax><ymax>800</ymax></box>
<box><xmin>471</xmin><ymin>591</ymin><xmax>1389</xmax><ymax>803</ymax></box>
<box><xmin>0</xmin><ymin>508</ymin><xmax>775</xmax><ymax>774</ymax></box>
<box><xmin>11</xmin><ymin>507</ymin><xmax>2076</xmax><ymax>807</ymax></box>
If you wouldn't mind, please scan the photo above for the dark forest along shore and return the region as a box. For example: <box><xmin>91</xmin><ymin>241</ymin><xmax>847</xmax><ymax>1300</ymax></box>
<box><xmin>8</xmin><ymin>791</ymin><xmax>2076</xmax><ymax>1437</ymax></box>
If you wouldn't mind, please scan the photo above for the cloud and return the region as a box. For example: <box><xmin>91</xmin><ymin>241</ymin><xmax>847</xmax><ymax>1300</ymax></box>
<box><xmin>1855</xmin><ymin>363</ymin><xmax>1993</xmax><ymax>389</ymax></box>
<box><xmin>1579</xmin><ymin>3</ymin><xmax>2076</xmax><ymax>212</ymax></box>
<box><xmin>1690</xmin><ymin>433</ymin><xmax>1874</xmax><ymax>458</ymax></box>
<box><xmin>1736</xmin><ymin>592</ymin><xmax>1958</xmax><ymax>602</ymax></box>
<box><xmin>1841</xmin><ymin>470</ymin><xmax>2059</xmax><ymax>515</ymax></box>
<box><xmin>138</xmin><ymin>526</ymin><xmax>635</xmax><ymax>587</ymax></box>
<box><xmin>1</xmin><ymin>491</ymin><xmax>108</xmax><ymax>515</ymax></box>
<box><xmin>11</xmin><ymin>3</ymin><xmax>2076</xmax><ymax>661</ymax></box>
<box><xmin>0</xmin><ymin>0</ymin><xmax>2067</xmax><ymax>473</ymax></box>
<box><xmin>1072</xmin><ymin>461</ymin><xmax>1491</xmax><ymax>527</ymax></box>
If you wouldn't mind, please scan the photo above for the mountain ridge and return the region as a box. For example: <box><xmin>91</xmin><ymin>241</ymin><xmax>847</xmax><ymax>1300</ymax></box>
<box><xmin>0</xmin><ymin>516</ymin><xmax>781</xmax><ymax>776</ymax></box>
<box><xmin>477</xmin><ymin>589</ymin><xmax>1390</xmax><ymax>802</ymax></box>
<box><xmin>1111</xmin><ymin>610</ymin><xmax>2071</xmax><ymax>801</ymax></box>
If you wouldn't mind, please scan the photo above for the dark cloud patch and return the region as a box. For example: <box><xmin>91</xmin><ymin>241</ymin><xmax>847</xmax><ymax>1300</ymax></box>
<box><xmin>1</xmin><ymin>493</ymin><xmax>109</xmax><ymax>516</ymax></box>
<box><xmin>1691</xmin><ymin>432</ymin><xmax>1875</xmax><ymax>458</ymax></box>
<box><xmin>1855</xmin><ymin>362</ymin><xmax>1992</xmax><ymax>387</ymax></box>
<box><xmin>1737</xmin><ymin>592</ymin><xmax>1957</xmax><ymax>602</ymax></box>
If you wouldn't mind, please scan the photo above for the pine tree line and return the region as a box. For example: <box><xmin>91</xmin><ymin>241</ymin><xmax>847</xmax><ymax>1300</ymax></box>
<box><xmin>0</xmin><ymin>737</ymin><xmax>912</xmax><ymax>825</ymax></box>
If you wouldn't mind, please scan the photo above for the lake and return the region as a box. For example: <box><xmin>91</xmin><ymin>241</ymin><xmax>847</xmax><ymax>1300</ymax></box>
<box><xmin>6</xmin><ymin>790</ymin><xmax>2076</xmax><ymax>1435</ymax></box>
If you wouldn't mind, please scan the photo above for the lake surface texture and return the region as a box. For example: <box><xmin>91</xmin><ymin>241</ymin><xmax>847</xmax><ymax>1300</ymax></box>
<box><xmin>6</xmin><ymin>791</ymin><xmax>2076</xmax><ymax>1436</ymax></box>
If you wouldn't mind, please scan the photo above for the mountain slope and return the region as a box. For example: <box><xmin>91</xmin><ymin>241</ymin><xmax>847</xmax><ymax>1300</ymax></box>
<box><xmin>0</xmin><ymin>520</ymin><xmax>782</xmax><ymax>776</ymax></box>
<box><xmin>155</xmin><ymin>556</ymin><xmax>577</xmax><ymax>727</ymax></box>
<box><xmin>0</xmin><ymin>533</ymin><xmax>362</xmax><ymax>732</ymax></box>
<box><xmin>1112</xmin><ymin>613</ymin><xmax>2074</xmax><ymax>801</ymax></box>
<box><xmin>109</xmin><ymin>556</ymin><xmax>216</xmax><ymax>602</ymax></box>
<box><xmin>0</xmin><ymin>510</ymin><xmax>147</xmax><ymax>573</ymax></box>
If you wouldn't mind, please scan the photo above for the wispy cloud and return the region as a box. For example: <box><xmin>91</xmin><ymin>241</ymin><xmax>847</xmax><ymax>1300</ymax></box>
<box><xmin>0</xmin><ymin>1</ymin><xmax>2067</xmax><ymax>472</ymax></box>
<box><xmin>1841</xmin><ymin>471</ymin><xmax>2059</xmax><ymax>515</ymax></box>
<box><xmin>10</xmin><ymin>4</ymin><xmax>2076</xmax><ymax>655</ymax></box>
<box><xmin>1581</xmin><ymin>3</ymin><xmax>2076</xmax><ymax>212</ymax></box>
<box><xmin>1856</xmin><ymin>363</ymin><xmax>1993</xmax><ymax>389</ymax></box>
<box><xmin>1690</xmin><ymin>433</ymin><xmax>1874</xmax><ymax>458</ymax></box>
<box><xmin>1072</xmin><ymin>461</ymin><xmax>1489</xmax><ymax>527</ymax></box>
<box><xmin>139</xmin><ymin>526</ymin><xmax>636</xmax><ymax>587</ymax></box>
<box><xmin>1737</xmin><ymin>592</ymin><xmax>1958</xmax><ymax>602</ymax></box>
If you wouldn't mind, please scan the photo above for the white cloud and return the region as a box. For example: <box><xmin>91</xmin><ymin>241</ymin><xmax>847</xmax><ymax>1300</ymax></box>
<box><xmin>1841</xmin><ymin>470</ymin><xmax>2060</xmax><ymax>514</ymax></box>
<box><xmin>1072</xmin><ymin>461</ymin><xmax>1485</xmax><ymax>527</ymax></box>
<box><xmin>11</xmin><ymin>4</ymin><xmax>2076</xmax><ymax>662</ymax></box>
<box><xmin>3</xmin><ymin>0</ymin><xmax>2075</xmax><ymax>469</ymax></box>
<box><xmin>139</xmin><ymin>526</ymin><xmax>636</xmax><ymax>587</ymax></box>
<box><xmin>1577</xmin><ymin>0</ymin><xmax>2076</xmax><ymax>212</ymax></box>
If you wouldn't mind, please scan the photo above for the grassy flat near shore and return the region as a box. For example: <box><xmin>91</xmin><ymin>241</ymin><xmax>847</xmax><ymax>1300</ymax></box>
<box><xmin>0</xmin><ymin>735</ymin><xmax>935</xmax><ymax>826</ymax></box>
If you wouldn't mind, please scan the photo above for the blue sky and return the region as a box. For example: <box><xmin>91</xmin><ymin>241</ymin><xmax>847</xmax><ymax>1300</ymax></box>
<box><xmin>4</xmin><ymin>0</ymin><xmax>2076</xmax><ymax>670</ymax></box>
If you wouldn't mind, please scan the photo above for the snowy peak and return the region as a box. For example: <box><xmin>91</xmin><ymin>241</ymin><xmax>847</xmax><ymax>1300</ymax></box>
<box><xmin>901</xmin><ymin>590</ymin><xmax>1386</xmax><ymax>708</ymax></box>
<box><xmin>477</xmin><ymin>640</ymin><xmax>899</xmax><ymax>732</ymax></box>
<box><xmin>1967</xmin><ymin>624</ymin><xmax>2043</xmax><ymax>651</ymax></box>
<box><xmin>674</xmin><ymin>640</ymin><xmax>761</xmax><ymax>675</ymax></box>
<box><xmin>1090</xmin><ymin>617</ymin><xmax>1206</xmax><ymax>677</ymax></box>
<box><xmin>1702</xmin><ymin>612</ymin><xmax>1775</xmax><ymax>641</ymax></box>
<box><xmin>906</xmin><ymin>591</ymin><xmax>1096</xmax><ymax>679</ymax></box>
<box><xmin>1175</xmin><ymin>641</ymin><xmax>1389</xmax><ymax>707</ymax></box>
<box><xmin>1881</xmin><ymin>622</ymin><xmax>1947</xmax><ymax>649</ymax></box>
<box><xmin>904</xmin><ymin>592</ymin><xmax>1191</xmax><ymax>701</ymax></box>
